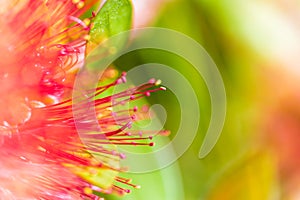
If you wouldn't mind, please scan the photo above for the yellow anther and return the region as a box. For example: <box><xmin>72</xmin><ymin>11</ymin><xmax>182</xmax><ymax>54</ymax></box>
<box><xmin>37</xmin><ymin>146</ymin><xmax>46</xmax><ymax>152</ymax></box>
<box><xmin>77</xmin><ymin>1</ymin><xmax>85</xmax><ymax>9</ymax></box>
<box><xmin>135</xmin><ymin>185</ymin><xmax>141</xmax><ymax>189</ymax></box>
<box><xmin>97</xmin><ymin>113</ymin><xmax>103</xmax><ymax>119</ymax></box>
<box><xmin>83</xmin><ymin>18</ymin><xmax>91</xmax><ymax>26</ymax></box>
<box><xmin>160</xmin><ymin>86</ymin><xmax>167</xmax><ymax>91</ymax></box>
<box><xmin>72</xmin><ymin>0</ymin><xmax>80</xmax><ymax>4</ymax></box>
<box><xmin>83</xmin><ymin>35</ymin><xmax>91</xmax><ymax>41</ymax></box>
<box><xmin>155</xmin><ymin>79</ymin><xmax>162</xmax><ymax>86</ymax></box>
<box><xmin>83</xmin><ymin>187</ymin><xmax>93</xmax><ymax>195</ymax></box>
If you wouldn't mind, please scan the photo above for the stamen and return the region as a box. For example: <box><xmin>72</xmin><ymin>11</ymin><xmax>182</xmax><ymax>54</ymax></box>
<box><xmin>68</xmin><ymin>16</ymin><xmax>89</xmax><ymax>30</ymax></box>
<box><xmin>1</xmin><ymin>0</ymin><xmax>169</xmax><ymax>196</ymax></box>
<box><xmin>77</xmin><ymin>2</ymin><xmax>85</xmax><ymax>9</ymax></box>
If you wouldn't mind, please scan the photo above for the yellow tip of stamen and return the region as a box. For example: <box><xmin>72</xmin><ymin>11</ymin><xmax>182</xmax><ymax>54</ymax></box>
<box><xmin>84</xmin><ymin>35</ymin><xmax>91</xmax><ymax>41</ymax></box>
<box><xmin>97</xmin><ymin>113</ymin><xmax>103</xmax><ymax>119</ymax></box>
<box><xmin>83</xmin><ymin>18</ymin><xmax>91</xmax><ymax>26</ymax></box>
<box><xmin>160</xmin><ymin>86</ymin><xmax>167</xmax><ymax>91</ymax></box>
<box><xmin>155</xmin><ymin>79</ymin><xmax>162</xmax><ymax>86</ymax></box>
<box><xmin>83</xmin><ymin>187</ymin><xmax>93</xmax><ymax>195</ymax></box>
<box><xmin>37</xmin><ymin>146</ymin><xmax>46</xmax><ymax>152</ymax></box>
<box><xmin>77</xmin><ymin>1</ymin><xmax>85</xmax><ymax>9</ymax></box>
<box><xmin>72</xmin><ymin>0</ymin><xmax>80</xmax><ymax>4</ymax></box>
<box><xmin>135</xmin><ymin>185</ymin><xmax>141</xmax><ymax>189</ymax></box>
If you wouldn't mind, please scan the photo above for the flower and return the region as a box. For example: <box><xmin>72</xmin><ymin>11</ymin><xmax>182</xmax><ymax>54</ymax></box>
<box><xmin>0</xmin><ymin>0</ymin><xmax>168</xmax><ymax>199</ymax></box>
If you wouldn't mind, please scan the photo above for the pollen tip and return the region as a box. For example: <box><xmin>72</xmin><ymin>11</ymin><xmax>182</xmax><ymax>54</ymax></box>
<box><xmin>84</xmin><ymin>35</ymin><xmax>91</xmax><ymax>41</ymax></box>
<box><xmin>83</xmin><ymin>18</ymin><xmax>91</xmax><ymax>26</ymax></box>
<box><xmin>160</xmin><ymin>130</ymin><xmax>171</xmax><ymax>136</ymax></box>
<box><xmin>125</xmin><ymin>189</ymin><xmax>131</xmax><ymax>193</ymax></box>
<box><xmin>72</xmin><ymin>0</ymin><xmax>80</xmax><ymax>3</ymax></box>
<box><xmin>126</xmin><ymin>132</ymin><xmax>131</xmax><ymax>136</ymax></box>
<box><xmin>160</xmin><ymin>86</ymin><xmax>167</xmax><ymax>91</ymax></box>
<box><xmin>120</xmin><ymin>153</ymin><xmax>126</xmax><ymax>159</ymax></box>
<box><xmin>116</xmin><ymin>73</ymin><xmax>127</xmax><ymax>84</ymax></box>
<box><xmin>77</xmin><ymin>1</ymin><xmax>85</xmax><ymax>9</ymax></box>
<box><xmin>83</xmin><ymin>187</ymin><xmax>93</xmax><ymax>195</ymax></box>
<box><xmin>116</xmin><ymin>79</ymin><xmax>122</xmax><ymax>84</ymax></box>
<box><xmin>135</xmin><ymin>185</ymin><xmax>141</xmax><ymax>189</ymax></box>
<box><xmin>37</xmin><ymin>146</ymin><xmax>46</xmax><ymax>152</ymax></box>
<box><xmin>149</xmin><ymin>142</ymin><xmax>155</xmax><ymax>147</ymax></box>
<box><xmin>138</xmin><ymin>131</ymin><xmax>143</xmax><ymax>137</ymax></box>
<box><xmin>131</xmin><ymin>114</ymin><xmax>137</xmax><ymax>120</ymax></box>
<box><xmin>155</xmin><ymin>79</ymin><xmax>162</xmax><ymax>86</ymax></box>
<box><xmin>148</xmin><ymin>78</ymin><xmax>155</xmax><ymax>84</ymax></box>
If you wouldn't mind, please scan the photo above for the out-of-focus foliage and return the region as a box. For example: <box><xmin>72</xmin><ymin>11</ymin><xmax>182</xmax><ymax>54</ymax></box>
<box><xmin>108</xmin><ymin>0</ymin><xmax>300</xmax><ymax>199</ymax></box>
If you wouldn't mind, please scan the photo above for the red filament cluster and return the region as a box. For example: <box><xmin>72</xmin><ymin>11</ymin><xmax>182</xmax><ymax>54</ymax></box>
<box><xmin>0</xmin><ymin>0</ymin><xmax>169</xmax><ymax>199</ymax></box>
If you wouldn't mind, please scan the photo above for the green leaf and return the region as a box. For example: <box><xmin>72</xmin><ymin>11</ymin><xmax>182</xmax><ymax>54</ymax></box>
<box><xmin>87</xmin><ymin>0</ymin><xmax>132</xmax><ymax>52</ymax></box>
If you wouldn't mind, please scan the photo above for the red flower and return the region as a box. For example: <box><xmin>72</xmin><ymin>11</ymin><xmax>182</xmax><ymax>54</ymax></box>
<box><xmin>0</xmin><ymin>0</ymin><xmax>168</xmax><ymax>199</ymax></box>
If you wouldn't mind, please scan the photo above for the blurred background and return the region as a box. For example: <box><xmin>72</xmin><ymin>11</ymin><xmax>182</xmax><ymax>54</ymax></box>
<box><xmin>107</xmin><ymin>0</ymin><xmax>300</xmax><ymax>199</ymax></box>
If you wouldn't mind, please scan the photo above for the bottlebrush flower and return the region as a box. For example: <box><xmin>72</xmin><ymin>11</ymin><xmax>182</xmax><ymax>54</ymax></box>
<box><xmin>0</xmin><ymin>0</ymin><xmax>168</xmax><ymax>199</ymax></box>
